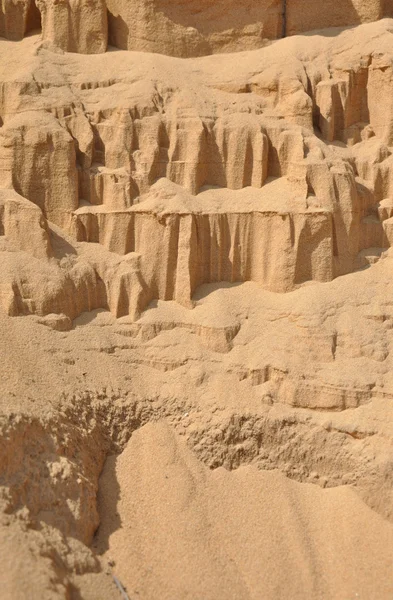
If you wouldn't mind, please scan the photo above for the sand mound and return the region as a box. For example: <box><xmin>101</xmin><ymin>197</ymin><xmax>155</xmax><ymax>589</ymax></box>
<box><xmin>95</xmin><ymin>422</ymin><xmax>393</xmax><ymax>600</ymax></box>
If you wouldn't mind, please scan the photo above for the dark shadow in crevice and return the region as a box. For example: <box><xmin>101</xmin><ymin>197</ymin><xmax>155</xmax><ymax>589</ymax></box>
<box><xmin>50</xmin><ymin>228</ymin><xmax>78</xmax><ymax>258</ymax></box>
<box><xmin>24</xmin><ymin>0</ymin><xmax>41</xmax><ymax>36</ymax></box>
<box><xmin>91</xmin><ymin>454</ymin><xmax>122</xmax><ymax>555</ymax></box>
<box><xmin>107</xmin><ymin>12</ymin><xmax>129</xmax><ymax>49</ymax></box>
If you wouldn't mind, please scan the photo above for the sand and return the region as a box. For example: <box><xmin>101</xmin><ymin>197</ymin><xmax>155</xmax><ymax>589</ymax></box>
<box><xmin>95</xmin><ymin>422</ymin><xmax>393</xmax><ymax>600</ymax></box>
<box><xmin>1</xmin><ymin>3</ymin><xmax>393</xmax><ymax>599</ymax></box>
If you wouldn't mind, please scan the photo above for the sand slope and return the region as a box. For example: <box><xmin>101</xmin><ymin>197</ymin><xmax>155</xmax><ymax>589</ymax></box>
<box><xmin>95</xmin><ymin>422</ymin><xmax>393</xmax><ymax>600</ymax></box>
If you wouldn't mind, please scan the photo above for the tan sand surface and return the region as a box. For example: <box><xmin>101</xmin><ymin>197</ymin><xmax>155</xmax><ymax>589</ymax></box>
<box><xmin>96</xmin><ymin>421</ymin><xmax>393</xmax><ymax>600</ymax></box>
<box><xmin>1</xmin><ymin>4</ymin><xmax>393</xmax><ymax>599</ymax></box>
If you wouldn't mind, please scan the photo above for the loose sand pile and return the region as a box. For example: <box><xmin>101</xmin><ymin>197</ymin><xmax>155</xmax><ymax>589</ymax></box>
<box><xmin>96</xmin><ymin>422</ymin><xmax>393</xmax><ymax>600</ymax></box>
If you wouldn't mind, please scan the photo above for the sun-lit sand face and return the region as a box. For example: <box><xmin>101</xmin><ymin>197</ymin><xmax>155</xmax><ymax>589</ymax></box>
<box><xmin>1</xmin><ymin>3</ymin><xmax>393</xmax><ymax>599</ymax></box>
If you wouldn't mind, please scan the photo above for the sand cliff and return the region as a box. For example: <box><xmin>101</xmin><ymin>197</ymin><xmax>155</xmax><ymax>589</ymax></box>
<box><xmin>1</xmin><ymin>3</ymin><xmax>393</xmax><ymax>599</ymax></box>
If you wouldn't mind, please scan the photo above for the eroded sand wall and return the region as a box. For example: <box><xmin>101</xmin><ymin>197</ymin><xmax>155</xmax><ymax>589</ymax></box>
<box><xmin>2</xmin><ymin>0</ymin><xmax>393</xmax><ymax>55</ymax></box>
